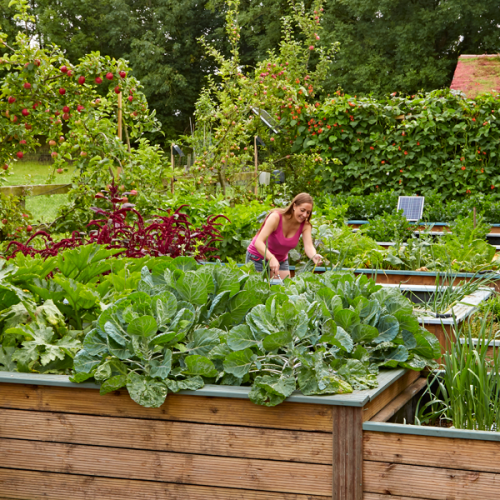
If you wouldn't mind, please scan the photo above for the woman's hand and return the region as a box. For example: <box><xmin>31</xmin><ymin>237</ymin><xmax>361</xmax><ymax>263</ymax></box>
<box><xmin>269</xmin><ymin>256</ymin><xmax>280</xmax><ymax>276</ymax></box>
<box><xmin>312</xmin><ymin>254</ymin><xmax>323</xmax><ymax>266</ymax></box>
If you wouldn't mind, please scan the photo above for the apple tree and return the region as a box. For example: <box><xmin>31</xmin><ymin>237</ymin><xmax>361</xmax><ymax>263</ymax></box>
<box><xmin>0</xmin><ymin>0</ymin><xmax>164</xmax><ymax>237</ymax></box>
<box><xmin>186</xmin><ymin>0</ymin><xmax>340</xmax><ymax>196</ymax></box>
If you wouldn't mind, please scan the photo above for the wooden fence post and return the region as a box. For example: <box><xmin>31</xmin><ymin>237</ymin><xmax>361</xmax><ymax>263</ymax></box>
<box><xmin>332</xmin><ymin>406</ymin><xmax>363</xmax><ymax>500</ymax></box>
<box><xmin>254</xmin><ymin>136</ymin><xmax>258</xmax><ymax>195</ymax></box>
<box><xmin>117</xmin><ymin>92</ymin><xmax>123</xmax><ymax>176</ymax></box>
<box><xmin>171</xmin><ymin>145</ymin><xmax>174</xmax><ymax>194</ymax></box>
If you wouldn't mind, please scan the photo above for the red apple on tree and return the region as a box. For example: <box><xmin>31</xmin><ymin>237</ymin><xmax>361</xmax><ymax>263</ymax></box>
<box><xmin>19</xmin><ymin>140</ymin><xmax>26</xmax><ymax>145</ymax></box>
<box><xmin>26</xmin><ymin>225</ymin><xmax>32</xmax><ymax>232</ymax></box>
<box><xmin>1</xmin><ymin>219</ymin><xmax>7</xmax><ymax>224</ymax></box>
<box><xmin>128</xmin><ymin>96</ymin><xmax>133</xmax><ymax>102</ymax></box>
<box><xmin>34</xmin><ymin>59</ymin><xmax>40</xmax><ymax>66</ymax></box>
<box><xmin>60</xmin><ymin>65</ymin><xmax>68</xmax><ymax>73</ymax></box>
<box><xmin>16</xmin><ymin>152</ymin><xmax>23</xmax><ymax>159</ymax></box>
<box><xmin>77</xmin><ymin>105</ymin><xmax>84</xmax><ymax>112</ymax></box>
<box><xmin>78</xmin><ymin>76</ymin><xmax>85</xmax><ymax>85</ymax></box>
<box><xmin>24</xmin><ymin>123</ymin><xmax>32</xmax><ymax>130</ymax></box>
<box><xmin>48</xmin><ymin>140</ymin><xmax>56</xmax><ymax>146</ymax></box>
<box><xmin>95</xmin><ymin>76</ymin><xmax>103</xmax><ymax>84</ymax></box>
<box><xmin>114</xmin><ymin>86</ymin><xmax>121</xmax><ymax>94</ymax></box>
<box><xmin>63</xmin><ymin>105</ymin><xmax>70</xmax><ymax>113</ymax></box>
<box><xmin>80</xmin><ymin>151</ymin><xmax>87</xmax><ymax>157</ymax></box>
<box><xmin>21</xmin><ymin>109</ymin><xmax>29</xmax><ymax>116</ymax></box>
<box><xmin>59</xmin><ymin>136</ymin><xmax>65</xmax><ymax>142</ymax></box>
<box><xmin>62</xmin><ymin>112</ymin><xmax>70</xmax><ymax>120</ymax></box>
<box><xmin>51</xmin><ymin>152</ymin><xmax>58</xmax><ymax>158</ymax></box>
<box><xmin>23</xmin><ymin>82</ymin><xmax>31</xmax><ymax>89</ymax></box>
<box><xmin>57</xmin><ymin>168</ymin><xmax>64</xmax><ymax>174</ymax></box>
<box><xmin>8</xmin><ymin>96</ymin><xmax>15</xmax><ymax>104</ymax></box>
<box><xmin>67</xmin><ymin>70</ymin><xmax>73</xmax><ymax>77</ymax></box>
<box><xmin>106</xmin><ymin>72</ymin><xmax>113</xmax><ymax>80</ymax></box>
<box><xmin>119</xmin><ymin>71</ymin><xmax>126</xmax><ymax>78</ymax></box>
<box><xmin>12</xmin><ymin>115</ymin><xmax>18</xmax><ymax>123</ymax></box>
<box><xmin>2</xmin><ymin>164</ymin><xmax>8</xmax><ymax>171</ymax></box>
<box><xmin>59</xmin><ymin>88</ymin><xmax>66</xmax><ymax>95</ymax></box>
<box><xmin>130</xmin><ymin>189</ymin><xmax>137</xmax><ymax>196</ymax></box>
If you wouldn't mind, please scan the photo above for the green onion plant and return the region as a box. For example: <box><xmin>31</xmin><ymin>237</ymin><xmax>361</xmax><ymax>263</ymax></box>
<box><xmin>416</xmin><ymin>309</ymin><xmax>500</xmax><ymax>431</ymax></box>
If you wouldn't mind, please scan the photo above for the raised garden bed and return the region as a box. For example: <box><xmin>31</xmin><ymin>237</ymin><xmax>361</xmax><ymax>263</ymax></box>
<box><xmin>362</xmin><ymin>377</ymin><xmax>500</xmax><ymax>500</ymax></box>
<box><xmin>395</xmin><ymin>284</ymin><xmax>492</xmax><ymax>354</ymax></box>
<box><xmin>288</xmin><ymin>267</ymin><xmax>500</xmax><ymax>293</ymax></box>
<box><xmin>348</xmin><ymin>220</ymin><xmax>500</xmax><ymax>235</ymax></box>
<box><xmin>0</xmin><ymin>369</ymin><xmax>419</xmax><ymax>500</ymax></box>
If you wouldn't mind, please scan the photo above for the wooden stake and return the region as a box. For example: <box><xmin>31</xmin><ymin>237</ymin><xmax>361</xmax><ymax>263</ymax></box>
<box><xmin>117</xmin><ymin>92</ymin><xmax>123</xmax><ymax>141</ymax></box>
<box><xmin>171</xmin><ymin>145</ymin><xmax>175</xmax><ymax>195</ymax></box>
<box><xmin>117</xmin><ymin>92</ymin><xmax>123</xmax><ymax>175</ymax></box>
<box><xmin>473</xmin><ymin>206</ymin><xmax>477</xmax><ymax>228</ymax></box>
<box><xmin>254</xmin><ymin>136</ymin><xmax>258</xmax><ymax>195</ymax></box>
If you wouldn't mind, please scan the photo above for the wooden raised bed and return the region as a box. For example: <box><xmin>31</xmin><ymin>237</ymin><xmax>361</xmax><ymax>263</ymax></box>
<box><xmin>348</xmin><ymin>220</ymin><xmax>500</xmax><ymax>234</ymax></box>
<box><xmin>0</xmin><ymin>369</ymin><xmax>419</xmax><ymax>500</ymax></box>
<box><xmin>289</xmin><ymin>267</ymin><xmax>500</xmax><ymax>294</ymax></box>
<box><xmin>363</xmin><ymin>420</ymin><xmax>500</xmax><ymax>500</ymax></box>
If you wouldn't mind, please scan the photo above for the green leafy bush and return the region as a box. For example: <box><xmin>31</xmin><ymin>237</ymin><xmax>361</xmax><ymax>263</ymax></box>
<box><xmin>292</xmin><ymin>90</ymin><xmax>500</xmax><ymax>198</ymax></box>
<box><xmin>69</xmin><ymin>258</ymin><xmax>438</xmax><ymax>408</ymax></box>
<box><xmin>359</xmin><ymin>210</ymin><xmax>414</xmax><ymax>242</ymax></box>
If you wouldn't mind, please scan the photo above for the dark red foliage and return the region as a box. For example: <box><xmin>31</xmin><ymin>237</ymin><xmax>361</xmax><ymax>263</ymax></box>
<box><xmin>6</xmin><ymin>184</ymin><xmax>229</xmax><ymax>260</ymax></box>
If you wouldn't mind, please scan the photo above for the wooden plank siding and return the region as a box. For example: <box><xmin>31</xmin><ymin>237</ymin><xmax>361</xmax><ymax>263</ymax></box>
<box><xmin>362</xmin><ymin>370</ymin><xmax>420</xmax><ymax>422</ymax></box>
<box><xmin>0</xmin><ymin>438</ymin><xmax>333</xmax><ymax>496</ymax></box>
<box><xmin>0</xmin><ymin>382</ymin><xmax>334</xmax><ymax>431</ymax></box>
<box><xmin>0</xmin><ymin>408</ymin><xmax>333</xmax><ymax>464</ymax></box>
<box><xmin>0</xmin><ymin>469</ymin><xmax>331</xmax><ymax>500</ymax></box>
<box><xmin>363</xmin><ymin>461</ymin><xmax>500</xmax><ymax>500</ymax></box>
<box><xmin>364</xmin><ymin>431</ymin><xmax>500</xmax><ymax>474</ymax></box>
<box><xmin>0</xmin><ymin>370</ymin><xmax>416</xmax><ymax>500</ymax></box>
<box><xmin>363</xmin><ymin>431</ymin><xmax>500</xmax><ymax>499</ymax></box>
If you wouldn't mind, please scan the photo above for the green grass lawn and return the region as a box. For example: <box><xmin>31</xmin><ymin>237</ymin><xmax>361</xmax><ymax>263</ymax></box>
<box><xmin>5</xmin><ymin>161</ymin><xmax>76</xmax><ymax>224</ymax></box>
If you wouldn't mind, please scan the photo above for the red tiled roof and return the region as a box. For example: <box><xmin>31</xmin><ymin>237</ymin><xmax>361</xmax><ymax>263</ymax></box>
<box><xmin>450</xmin><ymin>54</ymin><xmax>500</xmax><ymax>98</ymax></box>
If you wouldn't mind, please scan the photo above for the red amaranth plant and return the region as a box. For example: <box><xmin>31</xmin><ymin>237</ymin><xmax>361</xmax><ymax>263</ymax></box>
<box><xmin>6</xmin><ymin>184</ymin><xmax>229</xmax><ymax>260</ymax></box>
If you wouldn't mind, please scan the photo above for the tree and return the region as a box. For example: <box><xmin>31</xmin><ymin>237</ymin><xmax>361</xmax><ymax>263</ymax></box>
<box><xmin>0</xmin><ymin>0</ymin><xmax>162</xmax><ymax>237</ymax></box>
<box><xmin>320</xmin><ymin>0</ymin><xmax>500</xmax><ymax>96</ymax></box>
<box><xmin>28</xmin><ymin>0</ymin><xmax>225</xmax><ymax>138</ymax></box>
<box><xmin>188</xmin><ymin>0</ymin><xmax>338</xmax><ymax>195</ymax></box>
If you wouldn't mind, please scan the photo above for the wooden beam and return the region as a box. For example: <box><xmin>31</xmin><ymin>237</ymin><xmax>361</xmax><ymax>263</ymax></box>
<box><xmin>364</xmin><ymin>494</ymin><xmax>434</xmax><ymax>500</ymax></box>
<box><xmin>0</xmin><ymin>408</ymin><xmax>332</xmax><ymax>464</ymax></box>
<box><xmin>332</xmin><ymin>406</ymin><xmax>363</xmax><ymax>500</ymax></box>
<box><xmin>362</xmin><ymin>370</ymin><xmax>420</xmax><ymax>421</ymax></box>
<box><xmin>0</xmin><ymin>468</ymin><xmax>331</xmax><ymax>500</ymax></box>
<box><xmin>0</xmin><ymin>383</ymin><xmax>334</xmax><ymax>432</ymax></box>
<box><xmin>364</xmin><ymin>431</ymin><xmax>500</xmax><ymax>474</ymax></box>
<box><xmin>0</xmin><ymin>184</ymin><xmax>71</xmax><ymax>197</ymax></box>
<box><xmin>363</xmin><ymin>461</ymin><xmax>500</xmax><ymax>500</ymax></box>
<box><xmin>0</xmin><ymin>438</ymin><xmax>332</xmax><ymax>496</ymax></box>
<box><xmin>370</xmin><ymin>378</ymin><xmax>427</xmax><ymax>422</ymax></box>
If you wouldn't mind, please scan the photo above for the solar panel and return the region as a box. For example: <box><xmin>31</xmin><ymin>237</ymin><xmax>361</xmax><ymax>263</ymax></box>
<box><xmin>397</xmin><ymin>196</ymin><xmax>425</xmax><ymax>221</ymax></box>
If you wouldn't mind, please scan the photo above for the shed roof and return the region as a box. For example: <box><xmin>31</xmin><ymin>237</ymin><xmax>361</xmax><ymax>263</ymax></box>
<box><xmin>450</xmin><ymin>54</ymin><xmax>500</xmax><ymax>98</ymax></box>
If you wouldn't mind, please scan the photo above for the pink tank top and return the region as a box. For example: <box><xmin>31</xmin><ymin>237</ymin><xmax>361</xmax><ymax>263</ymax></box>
<box><xmin>247</xmin><ymin>212</ymin><xmax>305</xmax><ymax>262</ymax></box>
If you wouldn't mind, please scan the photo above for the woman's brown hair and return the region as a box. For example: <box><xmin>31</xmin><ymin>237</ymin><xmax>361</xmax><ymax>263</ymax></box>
<box><xmin>256</xmin><ymin>193</ymin><xmax>314</xmax><ymax>234</ymax></box>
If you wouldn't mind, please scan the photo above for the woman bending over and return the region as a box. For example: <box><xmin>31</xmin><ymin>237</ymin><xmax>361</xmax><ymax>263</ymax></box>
<box><xmin>246</xmin><ymin>192</ymin><xmax>323</xmax><ymax>279</ymax></box>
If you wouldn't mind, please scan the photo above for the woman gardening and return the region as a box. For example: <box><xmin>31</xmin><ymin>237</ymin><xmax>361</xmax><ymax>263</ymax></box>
<box><xmin>246</xmin><ymin>193</ymin><xmax>323</xmax><ymax>279</ymax></box>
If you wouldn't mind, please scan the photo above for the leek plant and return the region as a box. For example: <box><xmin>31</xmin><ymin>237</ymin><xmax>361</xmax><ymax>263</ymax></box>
<box><xmin>409</xmin><ymin>270</ymin><xmax>496</xmax><ymax>316</ymax></box>
<box><xmin>416</xmin><ymin>311</ymin><xmax>500</xmax><ymax>431</ymax></box>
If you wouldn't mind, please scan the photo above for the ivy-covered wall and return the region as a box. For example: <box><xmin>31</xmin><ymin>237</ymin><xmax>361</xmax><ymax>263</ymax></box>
<box><xmin>291</xmin><ymin>90</ymin><xmax>500</xmax><ymax>198</ymax></box>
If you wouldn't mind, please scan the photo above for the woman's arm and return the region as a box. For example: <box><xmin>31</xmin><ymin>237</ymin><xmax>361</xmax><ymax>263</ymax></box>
<box><xmin>302</xmin><ymin>224</ymin><xmax>323</xmax><ymax>265</ymax></box>
<box><xmin>254</xmin><ymin>212</ymin><xmax>281</xmax><ymax>275</ymax></box>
